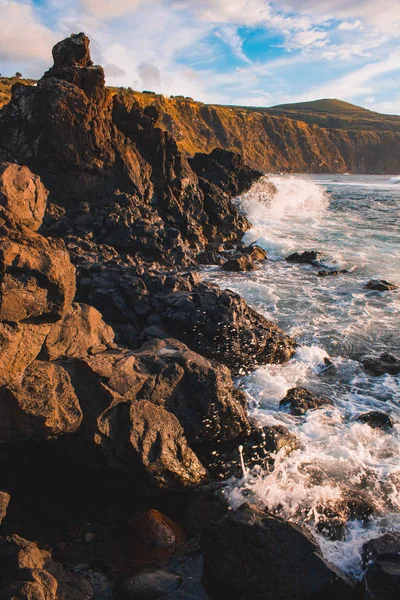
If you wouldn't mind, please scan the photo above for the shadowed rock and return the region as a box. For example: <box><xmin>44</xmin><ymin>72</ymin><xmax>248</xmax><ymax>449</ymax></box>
<box><xmin>201</xmin><ymin>503</ymin><xmax>356</xmax><ymax>600</ymax></box>
<box><xmin>363</xmin><ymin>352</ymin><xmax>400</xmax><ymax>376</ymax></box>
<box><xmin>356</xmin><ymin>411</ymin><xmax>393</xmax><ymax>430</ymax></box>
<box><xmin>222</xmin><ymin>254</ymin><xmax>255</xmax><ymax>272</ymax></box>
<box><xmin>365</xmin><ymin>279</ymin><xmax>398</xmax><ymax>291</ymax></box>
<box><xmin>362</xmin><ymin>533</ymin><xmax>400</xmax><ymax>600</ymax></box>
<box><xmin>286</xmin><ymin>250</ymin><xmax>323</xmax><ymax>265</ymax></box>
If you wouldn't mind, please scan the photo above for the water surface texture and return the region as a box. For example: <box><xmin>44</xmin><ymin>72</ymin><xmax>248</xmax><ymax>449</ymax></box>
<box><xmin>206</xmin><ymin>174</ymin><xmax>400</xmax><ymax>576</ymax></box>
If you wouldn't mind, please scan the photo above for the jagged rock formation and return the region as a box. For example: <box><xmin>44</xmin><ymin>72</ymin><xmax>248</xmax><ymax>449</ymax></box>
<box><xmin>108</xmin><ymin>90</ymin><xmax>400</xmax><ymax>174</ymax></box>
<box><xmin>0</xmin><ymin>33</ymin><xmax>304</xmax><ymax>599</ymax></box>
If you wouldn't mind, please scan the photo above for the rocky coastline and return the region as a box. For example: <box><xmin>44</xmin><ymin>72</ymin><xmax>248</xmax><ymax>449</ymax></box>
<box><xmin>0</xmin><ymin>33</ymin><xmax>398</xmax><ymax>600</ymax></box>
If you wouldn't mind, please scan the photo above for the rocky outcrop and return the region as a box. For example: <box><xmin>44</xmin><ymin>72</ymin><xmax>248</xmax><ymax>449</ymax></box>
<box><xmin>201</xmin><ymin>503</ymin><xmax>356</xmax><ymax>600</ymax></box>
<box><xmin>362</xmin><ymin>533</ymin><xmax>400</xmax><ymax>600</ymax></box>
<box><xmin>0</xmin><ymin>207</ymin><xmax>76</xmax><ymax>323</ymax></box>
<box><xmin>0</xmin><ymin>361</ymin><xmax>82</xmax><ymax>442</ymax></box>
<box><xmin>0</xmin><ymin>163</ymin><xmax>48</xmax><ymax>231</ymax></box>
<box><xmin>363</xmin><ymin>353</ymin><xmax>400</xmax><ymax>376</ymax></box>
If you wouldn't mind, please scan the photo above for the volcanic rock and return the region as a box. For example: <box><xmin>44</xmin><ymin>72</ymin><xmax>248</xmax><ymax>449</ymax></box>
<box><xmin>0</xmin><ymin>534</ymin><xmax>58</xmax><ymax>600</ymax></box>
<box><xmin>363</xmin><ymin>352</ymin><xmax>400</xmax><ymax>376</ymax></box>
<box><xmin>0</xmin><ymin>361</ymin><xmax>82</xmax><ymax>442</ymax></box>
<box><xmin>115</xmin><ymin>570</ymin><xmax>182</xmax><ymax>600</ymax></box>
<box><xmin>286</xmin><ymin>250</ymin><xmax>323</xmax><ymax>265</ymax></box>
<box><xmin>222</xmin><ymin>254</ymin><xmax>255</xmax><ymax>272</ymax></box>
<box><xmin>365</xmin><ymin>279</ymin><xmax>398</xmax><ymax>291</ymax></box>
<box><xmin>0</xmin><ymin>491</ymin><xmax>10</xmax><ymax>525</ymax></box>
<box><xmin>280</xmin><ymin>387</ymin><xmax>334</xmax><ymax>415</ymax></box>
<box><xmin>0</xmin><ymin>207</ymin><xmax>76</xmax><ymax>323</ymax></box>
<box><xmin>362</xmin><ymin>533</ymin><xmax>400</xmax><ymax>600</ymax></box>
<box><xmin>201</xmin><ymin>503</ymin><xmax>356</xmax><ymax>600</ymax></box>
<box><xmin>0</xmin><ymin>322</ymin><xmax>51</xmax><ymax>386</ymax></box>
<box><xmin>240</xmin><ymin>244</ymin><xmax>267</xmax><ymax>261</ymax></box>
<box><xmin>95</xmin><ymin>399</ymin><xmax>207</xmax><ymax>488</ymax></box>
<box><xmin>356</xmin><ymin>411</ymin><xmax>394</xmax><ymax>430</ymax></box>
<box><xmin>43</xmin><ymin>302</ymin><xmax>115</xmax><ymax>360</ymax></box>
<box><xmin>0</xmin><ymin>162</ymin><xmax>48</xmax><ymax>231</ymax></box>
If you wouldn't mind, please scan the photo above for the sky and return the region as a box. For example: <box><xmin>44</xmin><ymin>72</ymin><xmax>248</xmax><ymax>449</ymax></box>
<box><xmin>1</xmin><ymin>0</ymin><xmax>400</xmax><ymax>114</ymax></box>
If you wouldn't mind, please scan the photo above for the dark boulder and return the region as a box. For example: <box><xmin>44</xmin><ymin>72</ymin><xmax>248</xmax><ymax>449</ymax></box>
<box><xmin>189</xmin><ymin>147</ymin><xmax>262</xmax><ymax>196</ymax></box>
<box><xmin>362</xmin><ymin>533</ymin><xmax>400</xmax><ymax>600</ymax></box>
<box><xmin>286</xmin><ymin>250</ymin><xmax>323</xmax><ymax>265</ymax></box>
<box><xmin>318</xmin><ymin>269</ymin><xmax>348</xmax><ymax>277</ymax></box>
<box><xmin>280</xmin><ymin>387</ymin><xmax>334</xmax><ymax>416</ymax></box>
<box><xmin>0</xmin><ymin>162</ymin><xmax>48</xmax><ymax>231</ymax></box>
<box><xmin>222</xmin><ymin>254</ymin><xmax>255</xmax><ymax>272</ymax></box>
<box><xmin>363</xmin><ymin>353</ymin><xmax>400</xmax><ymax>377</ymax></box>
<box><xmin>356</xmin><ymin>411</ymin><xmax>393</xmax><ymax>430</ymax></box>
<box><xmin>240</xmin><ymin>244</ymin><xmax>267</xmax><ymax>261</ymax></box>
<box><xmin>365</xmin><ymin>279</ymin><xmax>398</xmax><ymax>292</ymax></box>
<box><xmin>114</xmin><ymin>570</ymin><xmax>182</xmax><ymax>600</ymax></box>
<box><xmin>201</xmin><ymin>503</ymin><xmax>356</xmax><ymax>600</ymax></box>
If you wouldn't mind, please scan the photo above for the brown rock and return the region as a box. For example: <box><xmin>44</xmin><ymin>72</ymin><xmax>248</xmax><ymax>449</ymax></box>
<box><xmin>43</xmin><ymin>302</ymin><xmax>115</xmax><ymax>360</ymax></box>
<box><xmin>241</xmin><ymin>244</ymin><xmax>267</xmax><ymax>261</ymax></box>
<box><xmin>0</xmin><ymin>534</ymin><xmax>57</xmax><ymax>600</ymax></box>
<box><xmin>0</xmin><ymin>491</ymin><xmax>10</xmax><ymax>525</ymax></box>
<box><xmin>0</xmin><ymin>162</ymin><xmax>48</xmax><ymax>231</ymax></box>
<box><xmin>128</xmin><ymin>509</ymin><xmax>186</xmax><ymax>548</ymax></box>
<box><xmin>0</xmin><ymin>322</ymin><xmax>50</xmax><ymax>386</ymax></box>
<box><xmin>0</xmin><ymin>207</ymin><xmax>76</xmax><ymax>323</ymax></box>
<box><xmin>0</xmin><ymin>360</ymin><xmax>82</xmax><ymax>442</ymax></box>
<box><xmin>95</xmin><ymin>399</ymin><xmax>207</xmax><ymax>488</ymax></box>
<box><xmin>365</xmin><ymin>279</ymin><xmax>398</xmax><ymax>292</ymax></box>
<box><xmin>222</xmin><ymin>254</ymin><xmax>255</xmax><ymax>272</ymax></box>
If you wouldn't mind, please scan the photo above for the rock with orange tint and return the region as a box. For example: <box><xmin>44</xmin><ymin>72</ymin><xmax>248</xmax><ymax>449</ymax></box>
<box><xmin>0</xmin><ymin>162</ymin><xmax>48</xmax><ymax>231</ymax></box>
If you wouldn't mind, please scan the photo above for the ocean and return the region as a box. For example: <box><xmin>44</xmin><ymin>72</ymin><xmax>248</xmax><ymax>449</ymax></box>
<box><xmin>205</xmin><ymin>174</ymin><xmax>400</xmax><ymax>577</ymax></box>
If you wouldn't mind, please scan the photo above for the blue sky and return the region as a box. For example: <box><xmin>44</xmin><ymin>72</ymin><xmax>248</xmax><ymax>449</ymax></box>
<box><xmin>1</xmin><ymin>0</ymin><xmax>400</xmax><ymax>114</ymax></box>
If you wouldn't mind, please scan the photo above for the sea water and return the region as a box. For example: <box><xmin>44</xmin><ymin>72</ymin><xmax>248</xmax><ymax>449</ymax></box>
<box><xmin>206</xmin><ymin>174</ymin><xmax>400</xmax><ymax>576</ymax></box>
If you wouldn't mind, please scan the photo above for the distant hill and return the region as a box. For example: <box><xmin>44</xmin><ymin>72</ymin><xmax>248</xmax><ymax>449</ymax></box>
<box><xmin>2</xmin><ymin>80</ymin><xmax>400</xmax><ymax>173</ymax></box>
<box><xmin>267</xmin><ymin>98</ymin><xmax>400</xmax><ymax>133</ymax></box>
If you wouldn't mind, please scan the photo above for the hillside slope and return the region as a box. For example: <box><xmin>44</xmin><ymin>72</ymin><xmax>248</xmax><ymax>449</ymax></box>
<box><xmin>2</xmin><ymin>78</ymin><xmax>400</xmax><ymax>173</ymax></box>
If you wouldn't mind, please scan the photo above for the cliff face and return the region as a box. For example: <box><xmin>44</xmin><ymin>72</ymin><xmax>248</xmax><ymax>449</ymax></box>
<box><xmin>115</xmin><ymin>91</ymin><xmax>400</xmax><ymax>174</ymax></box>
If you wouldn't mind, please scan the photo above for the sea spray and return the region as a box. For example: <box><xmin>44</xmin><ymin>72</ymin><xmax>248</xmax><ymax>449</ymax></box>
<box><xmin>207</xmin><ymin>174</ymin><xmax>400</xmax><ymax>576</ymax></box>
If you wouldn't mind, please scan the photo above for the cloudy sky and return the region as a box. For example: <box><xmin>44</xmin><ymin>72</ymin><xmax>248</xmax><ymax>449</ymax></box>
<box><xmin>1</xmin><ymin>0</ymin><xmax>400</xmax><ymax>113</ymax></box>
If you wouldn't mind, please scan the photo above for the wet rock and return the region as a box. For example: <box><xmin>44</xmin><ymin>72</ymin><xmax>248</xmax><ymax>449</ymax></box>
<box><xmin>286</xmin><ymin>250</ymin><xmax>323</xmax><ymax>265</ymax></box>
<box><xmin>0</xmin><ymin>534</ymin><xmax>58</xmax><ymax>599</ymax></box>
<box><xmin>95</xmin><ymin>399</ymin><xmax>207</xmax><ymax>488</ymax></box>
<box><xmin>363</xmin><ymin>353</ymin><xmax>400</xmax><ymax>377</ymax></box>
<box><xmin>0</xmin><ymin>207</ymin><xmax>76</xmax><ymax>323</ymax></box>
<box><xmin>115</xmin><ymin>570</ymin><xmax>182</xmax><ymax>600</ymax></box>
<box><xmin>318</xmin><ymin>269</ymin><xmax>348</xmax><ymax>277</ymax></box>
<box><xmin>356</xmin><ymin>411</ymin><xmax>394</xmax><ymax>430</ymax></box>
<box><xmin>206</xmin><ymin>424</ymin><xmax>300</xmax><ymax>480</ymax></box>
<box><xmin>0</xmin><ymin>322</ymin><xmax>51</xmax><ymax>386</ymax></box>
<box><xmin>362</xmin><ymin>533</ymin><xmax>400</xmax><ymax>600</ymax></box>
<box><xmin>280</xmin><ymin>387</ymin><xmax>334</xmax><ymax>416</ymax></box>
<box><xmin>365</xmin><ymin>279</ymin><xmax>398</xmax><ymax>291</ymax></box>
<box><xmin>43</xmin><ymin>302</ymin><xmax>115</xmax><ymax>360</ymax></box>
<box><xmin>240</xmin><ymin>244</ymin><xmax>267</xmax><ymax>261</ymax></box>
<box><xmin>201</xmin><ymin>503</ymin><xmax>356</xmax><ymax>600</ymax></box>
<box><xmin>0</xmin><ymin>360</ymin><xmax>82</xmax><ymax>442</ymax></box>
<box><xmin>0</xmin><ymin>162</ymin><xmax>48</xmax><ymax>231</ymax></box>
<box><xmin>222</xmin><ymin>254</ymin><xmax>254</xmax><ymax>272</ymax></box>
<box><xmin>0</xmin><ymin>491</ymin><xmax>10</xmax><ymax>525</ymax></box>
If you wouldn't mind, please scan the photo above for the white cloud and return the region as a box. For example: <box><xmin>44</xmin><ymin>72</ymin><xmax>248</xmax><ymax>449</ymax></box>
<box><xmin>286</xmin><ymin>29</ymin><xmax>329</xmax><ymax>51</ymax></box>
<box><xmin>80</xmin><ymin>0</ymin><xmax>142</xmax><ymax>19</ymax></box>
<box><xmin>0</xmin><ymin>0</ymin><xmax>58</xmax><ymax>62</ymax></box>
<box><xmin>215</xmin><ymin>25</ymin><xmax>251</xmax><ymax>63</ymax></box>
<box><xmin>337</xmin><ymin>19</ymin><xmax>364</xmax><ymax>31</ymax></box>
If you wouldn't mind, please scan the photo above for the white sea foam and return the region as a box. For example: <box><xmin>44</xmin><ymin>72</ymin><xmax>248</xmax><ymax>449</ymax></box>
<box><xmin>209</xmin><ymin>174</ymin><xmax>400</xmax><ymax>576</ymax></box>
